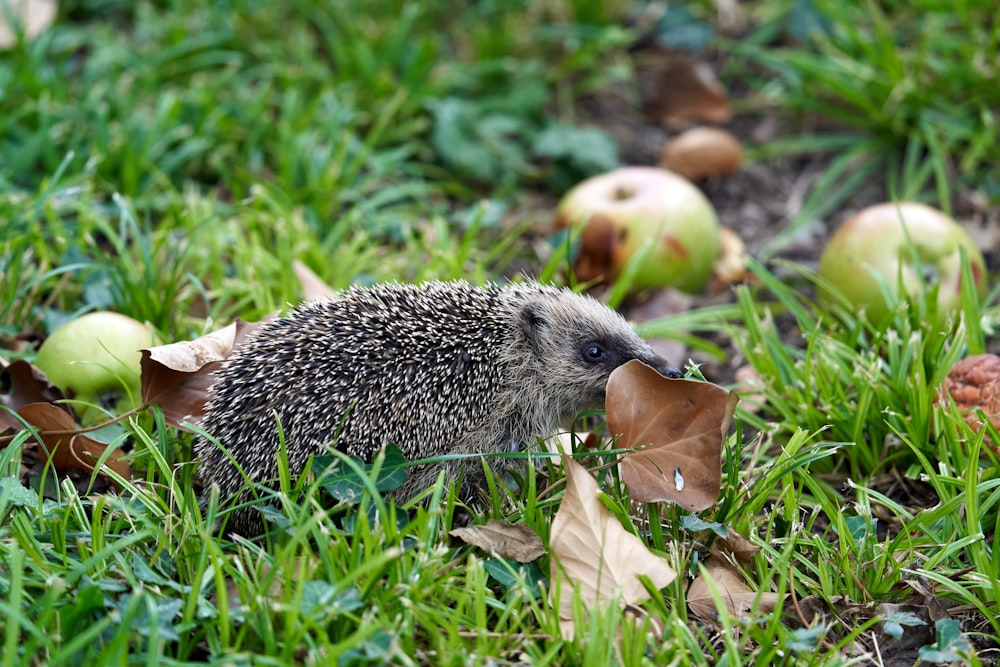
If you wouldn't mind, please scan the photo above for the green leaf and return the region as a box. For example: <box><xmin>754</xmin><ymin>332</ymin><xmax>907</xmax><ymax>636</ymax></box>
<box><xmin>882</xmin><ymin>611</ymin><xmax>926</xmax><ymax>640</ymax></box>
<box><xmin>918</xmin><ymin>619</ymin><xmax>971</xmax><ymax>662</ymax></box>
<box><xmin>483</xmin><ymin>559</ymin><xmax>545</xmax><ymax>599</ymax></box>
<box><xmin>532</xmin><ymin>123</ymin><xmax>619</xmax><ymax>176</ymax></box>
<box><xmin>0</xmin><ymin>477</ymin><xmax>39</xmax><ymax>510</ymax></box>
<box><xmin>316</xmin><ymin>445</ymin><xmax>408</xmax><ymax>504</ymax></box>
<box><xmin>679</xmin><ymin>514</ymin><xmax>729</xmax><ymax>538</ymax></box>
<box><xmin>653</xmin><ymin>5</ymin><xmax>715</xmax><ymax>53</ymax></box>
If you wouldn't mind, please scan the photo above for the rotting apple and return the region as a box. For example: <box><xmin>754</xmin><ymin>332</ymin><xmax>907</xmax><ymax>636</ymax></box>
<box><xmin>35</xmin><ymin>311</ymin><xmax>159</xmax><ymax>422</ymax></box>
<box><xmin>555</xmin><ymin>167</ymin><xmax>720</xmax><ymax>293</ymax></box>
<box><xmin>817</xmin><ymin>202</ymin><xmax>986</xmax><ymax>324</ymax></box>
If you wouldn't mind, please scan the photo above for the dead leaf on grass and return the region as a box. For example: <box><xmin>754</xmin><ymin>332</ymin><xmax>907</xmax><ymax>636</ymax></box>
<box><xmin>0</xmin><ymin>0</ymin><xmax>57</xmax><ymax>49</ymax></box>
<box><xmin>711</xmin><ymin>529</ymin><xmax>760</xmax><ymax>566</ymax></box>
<box><xmin>687</xmin><ymin>559</ymin><xmax>782</xmax><ymax>622</ymax></box>
<box><xmin>0</xmin><ymin>359</ymin><xmax>70</xmax><ymax>432</ymax></box>
<box><xmin>292</xmin><ymin>260</ymin><xmax>337</xmax><ymax>302</ymax></box>
<box><xmin>140</xmin><ymin>318</ymin><xmax>272</xmax><ymax>428</ymax></box>
<box><xmin>550</xmin><ymin>456</ymin><xmax>676</xmax><ymax>638</ymax></box>
<box><xmin>638</xmin><ymin>50</ymin><xmax>732</xmax><ymax>128</ymax></box>
<box><xmin>607</xmin><ymin>360</ymin><xmax>737</xmax><ymax>510</ymax></box>
<box><xmin>450</xmin><ymin>519</ymin><xmax>546</xmax><ymax>563</ymax></box>
<box><xmin>16</xmin><ymin>402</ymin><xmax>130</xmax><ymax>487</ymax></box>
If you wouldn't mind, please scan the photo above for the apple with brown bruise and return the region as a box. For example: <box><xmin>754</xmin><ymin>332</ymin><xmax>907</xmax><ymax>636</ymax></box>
<box><xmin>555</xmin><ymin>167</ymin><xmax>721</xmax><ymax>293</ymax></box>
<box><xmin>818</xmin><ymin>202</ymin><xmax>986</xmax><ymax>324</ymax></box>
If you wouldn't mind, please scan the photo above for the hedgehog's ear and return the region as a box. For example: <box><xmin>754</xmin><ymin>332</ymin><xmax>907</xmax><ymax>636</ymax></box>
<box><xmin>518</xmin><ymin>302</ymin><xmax>546</xmax><ymax>355</ymax></box>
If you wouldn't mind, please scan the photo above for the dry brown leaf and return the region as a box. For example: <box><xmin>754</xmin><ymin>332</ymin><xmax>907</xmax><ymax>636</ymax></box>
<box><xmin>17</xmin><ymin>402</ymin><xmax>130</xmax><ymax>486</ymax></box>
<box><xmin>659</xmin><ymin>127</ymin><xmax>742</xmax><ymax>181</ymax></box>
<box><xmin>0</xmin><ymin>359</ymin><xmax>70</xmax><ymax>432</ymax></box>
<box><xmin>450</xmin><ymin>519</ymin><xmax>546</xmax><ymax>563</ymax></box>
<box><xmin>639</xmin><ymin>51</ymin><xmax>732</xmax><ymax>129</ymax></box>
<box><xmin>544</xmin><ymin>431</ymin><xmax>600</xmax><ymax>456</ymax></box>
<box><xmin>710</xmin><ymin>529</ymin><xmax>760</xmax><ymax>566</ymax></box>
<box><xmin>607</xmin><ymin>360</ymin><xmax>737</xmax><ymax>510</ymax></box>
<box><xmin>550</xmin><ymin>456</ymin><xmax>676</xmax><ymax>637</ymax></box>
<box><xmin>140</xmin><ymin>318</ymin><xmax>272</xmax><ymax>428</ymax></box>
<box><xmin>732</xmin><ymin>364</ymin><xmax>767</xmax><ymax>414</ymax></box>
<box><xmin>0</xmin><ymin>0</ymin><xmax>57</xmax><ymax>49</ymax></box>
<box><xmin>293</xmin><ymin>260</ymin><xmax>337</xmax><ymax>302</ymax></box>
<box><xmin>687</xmin><ymin>560</ymin><xmax>782</xmax><ymax>622</ymax></box>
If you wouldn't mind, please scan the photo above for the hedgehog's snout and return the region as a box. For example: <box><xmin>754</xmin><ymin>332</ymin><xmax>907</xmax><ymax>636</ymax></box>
<box><xmin>637</xmin><ymin>350</ymin><xmax>683</xmax><ymax>379</ymax></box>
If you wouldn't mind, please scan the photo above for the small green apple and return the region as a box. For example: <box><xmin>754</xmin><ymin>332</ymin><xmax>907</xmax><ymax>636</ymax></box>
<box><xmin>555</xmin><ymin>167</ymin><xmax>721</xmax><ymax>293</ymax></box>
<box><xmin>817</xmin><ymin>202</ymin><xmax>986</xmax><ymax>323</ymax></box>
<box><xmin>35</xmin><ymin>311</ymin><xmax>158</xmax><ymax>422</ymax></box>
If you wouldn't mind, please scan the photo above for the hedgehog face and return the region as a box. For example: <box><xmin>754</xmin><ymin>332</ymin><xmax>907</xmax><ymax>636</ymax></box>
<box><xmin>517</xmin><ymin>291</ymin><xmax>679</xmax><ymax>413</ymax></box>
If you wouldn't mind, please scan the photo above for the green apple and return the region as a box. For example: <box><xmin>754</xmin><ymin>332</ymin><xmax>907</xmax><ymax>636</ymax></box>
<box><xmin>817</xmin><ymin>202</ymin><xmax>987</xmax><ymax>323</ymax></box>
<box><xmin>35</xmin><ymin>311</ymin><xmax>159</xmax><ymax>422</ymax></box>
<box><xmin>555</xmin><ymin>167</ymin><xmax>720</xmax><ymax>293</ymax></box>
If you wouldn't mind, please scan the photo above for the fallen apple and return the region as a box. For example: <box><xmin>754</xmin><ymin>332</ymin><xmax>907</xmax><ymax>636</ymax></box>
<box><xmin>35</xmin><ymin>311</ymin><xmax>159</xmax><ymax>422</ymax></box>
<box><xmin>555</xmin><ymin>167</ymin><xmax>721</xmax><ymax>293</ymax></box>
<box><xmin>817</xmin><ymin>202</ymin><xmax>986</xmax><ymax>324</ymax></box>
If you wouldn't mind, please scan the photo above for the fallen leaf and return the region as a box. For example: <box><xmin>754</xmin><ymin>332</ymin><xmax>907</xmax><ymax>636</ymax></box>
<box><xmin>711</xmin><ymin>529</ymin><xmax>760</xmax><ymax>566</ymax></box>
<box><xmin>16</xmin><ymin>402</ymin><xmax>130</xmax><ymax>487</ymax></box>
<box><xmin>607</xmin><ymin>360</ymin><xmax>737</xmax><ymax>510</ymax></box>
<box><xmin>293</xmin><ymin>260</ymin><xmax>337</xmax><ymax>302</ymax></box>
<box><xmin>0</xmin><ymin>0</ymin><xmax>57</xmax><ymax>49</ymax></box>
<box><xmin>450</xmin><ymin>519</ymin><xmax>546</xmax><ymax>563</ymax></box>
<box><xmin>140</xmin><ymin>318</ymin><xmax>272</xmax><ymax>428</ymax></box>
<box><xmin>732</xmin><ymin>364</ymin><xmax>767</xmax><ymax>414</ymax></box>
<box><xmin>550</xmin><ymin>456</ymin><xmax>676</xmax><ymax>637</ymax></box>
<box><xmin>0</xmin><ymin>359</ymin><xmax>70</xmax><ymax>432</ymax></box>
<box><xmin>687</xmin><ymin>559</ymin><xmax>782</xmax><ymax>622</ymax></box>
<box><xmin>638</xmin><ymin>50</ymin><xmax>732</xmax><ymax>129</ymax></box>
<box><xmin>543</xmin><ymin>431</ymin><xmax>600</xmax><ymax>456</ymax></box>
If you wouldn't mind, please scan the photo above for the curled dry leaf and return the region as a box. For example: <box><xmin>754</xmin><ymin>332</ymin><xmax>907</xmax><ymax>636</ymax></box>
<box><xmin>140</xmin><ymin>318</ymin><xmax>272</xmax><ymax>428</ymax></box>
<box><xmin>0</xmin><ymin>359</ymin><xmax>70</xmax><ymax>432</ymax></box>
<box><xmin>0</xmin><ymin>0</ymin><xmax>57</xmax><ymax>49</ymax></box>
<box><xmin>639</xmin><ymin>51</ymin><xmax>732</xmax><ymax>129</ymax></box>
<box><xmin>16</xmin><ymin>402</ymin><xmax>130</xmax><ymax>487</ymax></box>
<box><xmin>659</xmin><ymin>127</ymin><xmax>742</xmax><ymax>181</ymax></box>
<box><xmin>450</xmin><ymin>519</ymin><xmax>546</xmax><ymax>563</ymax></box>
<box><xmin>550</xmin><ymin>456</ymin><xmax>676</xmax><ymax>638</ymax></box>
<box><xmin>732</xmin><ymin>364</ymin><xmax>766</xmax><ymax>414</ymax></box>
<box><xmin>292</xmin><ymin>260</ymin><xmax>337</xmax><ymax>302</ymax></box>
<box><xmin>607</xmin><ymin>360</ymin><xmax>737</xmax><ymax>510</ymax></box>
<box><xmin>544</xmin><ymin>431</ymin><xmax>600</xmax><ymax>456</ymax></box>
<box><xmin>710</xmin><ymin>529</ymin><xmax>760</xmax><ymax>566</ymax></box>
<box><xmin>687</xmin><ymin>559</ymin><xmax>782</xmax><ymax>622</ymax></box>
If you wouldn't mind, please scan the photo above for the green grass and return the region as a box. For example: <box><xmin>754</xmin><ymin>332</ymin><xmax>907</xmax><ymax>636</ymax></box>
<box><xmin>2</xmin><ymin>0</ymin><xmax>999</xmax><ymax>664</ymax></box>
<box><xmin>723</xmin><ymin>0</ymin><xmax>1000</xmax><ymax>257</ymax></box>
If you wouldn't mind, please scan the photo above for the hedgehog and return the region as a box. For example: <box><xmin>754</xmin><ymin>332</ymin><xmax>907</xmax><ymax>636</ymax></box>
<box><xmin>195</xmin><ymin>280</ymin><xmax>679</xmax><ymax>534</ymax></box>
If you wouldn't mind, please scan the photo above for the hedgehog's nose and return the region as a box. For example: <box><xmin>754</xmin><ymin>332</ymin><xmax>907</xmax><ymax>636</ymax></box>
<box><xmin>663</xmin><ymin>365</ymin><xmax>683</xmax><ymax>379</ymax></box>
<box><xmin>649</xmin><ymin>357</ymin><xmax>684</xmax><ymax>379</ymax></box>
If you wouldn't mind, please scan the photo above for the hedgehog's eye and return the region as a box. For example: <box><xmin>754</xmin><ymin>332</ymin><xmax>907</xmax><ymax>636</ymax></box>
<box><xmin>582</xmin><ymin>344</ymin><xmax>606</xmax><ymax>363</ymax></box>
